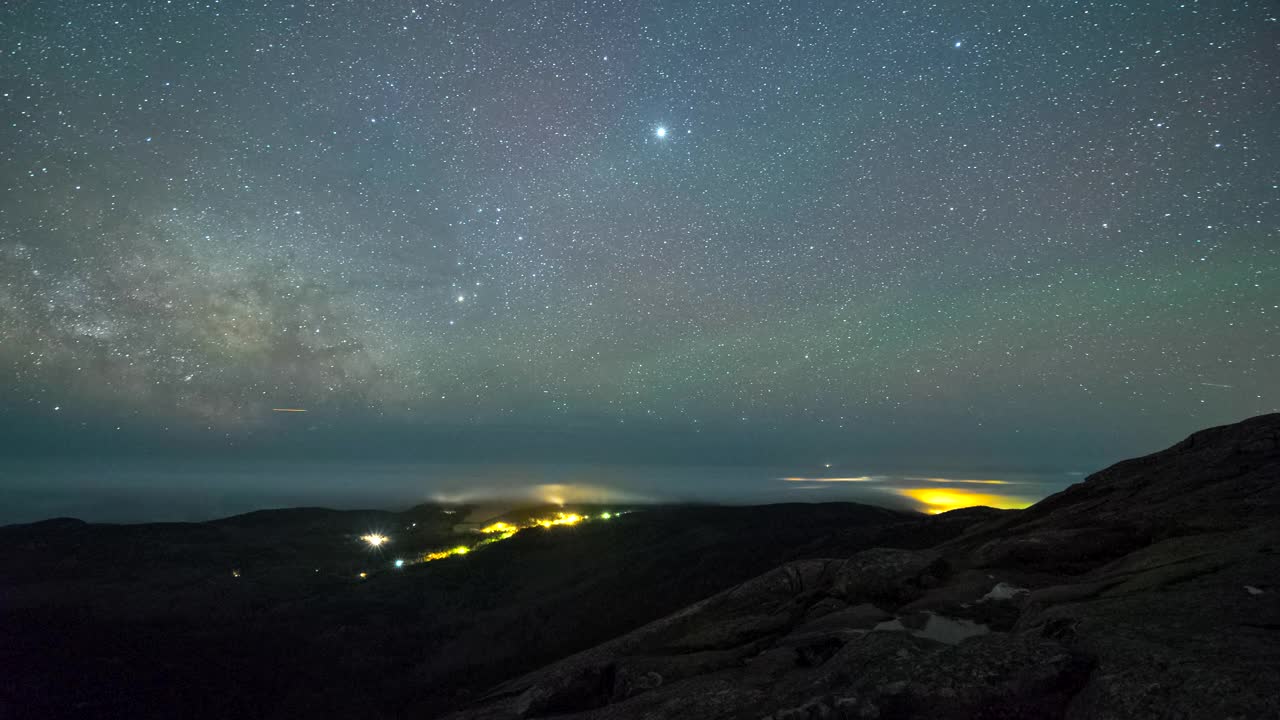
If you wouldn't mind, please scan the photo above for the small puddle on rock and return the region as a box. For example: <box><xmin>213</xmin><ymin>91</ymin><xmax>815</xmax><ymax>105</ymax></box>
<box><xmin>872</xmin><ymin>612</ymin><xmax>989</xmax><ymax>645</ymax></box>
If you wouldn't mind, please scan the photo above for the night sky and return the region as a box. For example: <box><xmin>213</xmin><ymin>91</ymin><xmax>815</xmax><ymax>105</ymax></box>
<box><xmin>1</xmin><ymin>1</ymin><xmax>1275</xmax><ymax>522</ymax></box>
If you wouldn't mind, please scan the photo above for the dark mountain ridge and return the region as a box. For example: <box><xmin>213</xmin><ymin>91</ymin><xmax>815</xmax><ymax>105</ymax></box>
<box><xmin>3</xmin><ymin>415</ymin><xmax>1274</xmax><ymax>719</ymax></box>
<box><xmin>448</xmin><ymin>414</ymin><xmax>1280</xmax><ymax>720</ymax></box>
<box><xmin>1</xmin><ymin>498</ymin><xmax>975</xmax><ymax>718</ymax></box>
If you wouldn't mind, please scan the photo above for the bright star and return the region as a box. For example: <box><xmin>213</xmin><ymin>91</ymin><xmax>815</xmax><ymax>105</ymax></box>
<box><xmin>954</xmin><ymin>41</ymin><xmax>963</xmax><ymax>48</ymax></box>
<box><xmin>655</xmin><ymin>126</ymin><xmax>667</xmax><ymax>139</ymax></box>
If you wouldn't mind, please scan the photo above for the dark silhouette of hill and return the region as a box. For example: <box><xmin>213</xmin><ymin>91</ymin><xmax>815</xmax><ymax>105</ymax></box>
<box><xmin>447</xmin><ymin>414</ymin><xmax>1280</xmax><ymax>720</ymax></box>
<box><xmin>0</xmin><ymin>499</ymin><xmax>988</xmax><ymax>718</ymax></box>
<box><xmin>6</xmin><ymin>415</ymin><xmax>1274</xmax><ymax>720</ymax></box>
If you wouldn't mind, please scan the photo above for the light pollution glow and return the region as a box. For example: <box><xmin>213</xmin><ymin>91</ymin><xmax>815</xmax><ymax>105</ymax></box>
<box><xmin>781</xmin><ymin>476</ymin><xmax>877</xmax><ymax>483</ymax></box>
<box><xmin>891</xmin><ymin>488</ymin><xmax>1034</xmax><ymax>514</ymax></box>
<box><xmin>909</xmin><ymin>477</ymin><xmax>1014</xmax><ymax>486</ymax></box>
<box><xmin>780</xmin><ymin>475</ymin><xmax>1034</xmax><ymax>514</ymax></box>
<box><xmin>430</xmin><ymin>483</ymin><xmax>651</xmax><ymax>507</ymax></box>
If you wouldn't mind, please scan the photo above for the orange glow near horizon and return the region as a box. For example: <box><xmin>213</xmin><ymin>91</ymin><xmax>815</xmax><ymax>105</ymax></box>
<box><xmin>781</xmin><ymin>476</ymin><xmax>875</xmax><ymax>483</ymax></box>
<box><xmin>893</xmin><ymin>487</ymin><xmax>1033</xmax><ymax>514</ymax></box>
<box><xmin>911</xmin><ymin>477</ymin><xmax>1012</xmax><ymax>485</ymax></box>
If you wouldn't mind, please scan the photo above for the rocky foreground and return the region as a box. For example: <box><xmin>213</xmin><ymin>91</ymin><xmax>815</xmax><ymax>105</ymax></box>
<box><xmin>448</xmin><ymin>414</ymin><xmax>1280</xmax><ymax>720</ymax></box>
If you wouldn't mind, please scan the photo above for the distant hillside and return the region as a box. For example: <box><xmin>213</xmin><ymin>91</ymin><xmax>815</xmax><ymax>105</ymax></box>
<box><xmin>0</xmin><ymin>498</ymin><xmax>989</xmax><ymax>719</ymax></box>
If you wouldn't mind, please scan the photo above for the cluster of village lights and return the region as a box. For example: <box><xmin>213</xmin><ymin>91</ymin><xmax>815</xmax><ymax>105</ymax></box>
<box><xmin>355</xmin><ymin>511</ymin><xmax>623</xmax><ymax>579</ymax></box>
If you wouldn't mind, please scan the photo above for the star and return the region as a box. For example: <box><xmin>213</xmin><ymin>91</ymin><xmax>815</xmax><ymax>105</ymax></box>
<box><xmin>0</xmin><ymin>0</ymin><xmax>1269</xmax><ymax>518</ymax></box>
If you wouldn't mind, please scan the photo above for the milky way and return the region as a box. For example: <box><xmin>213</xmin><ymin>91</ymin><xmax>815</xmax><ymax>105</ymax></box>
<box><xmin>1</xmin><ymin>1</ymin><xmax>1275</xmax><ymax>479</ymax></box>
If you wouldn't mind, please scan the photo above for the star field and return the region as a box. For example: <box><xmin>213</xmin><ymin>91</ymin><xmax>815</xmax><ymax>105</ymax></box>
<box><xmin>1</xmin><ymin>0</ymin><xmax>1276</xmax><ymax>480</ymax></box>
